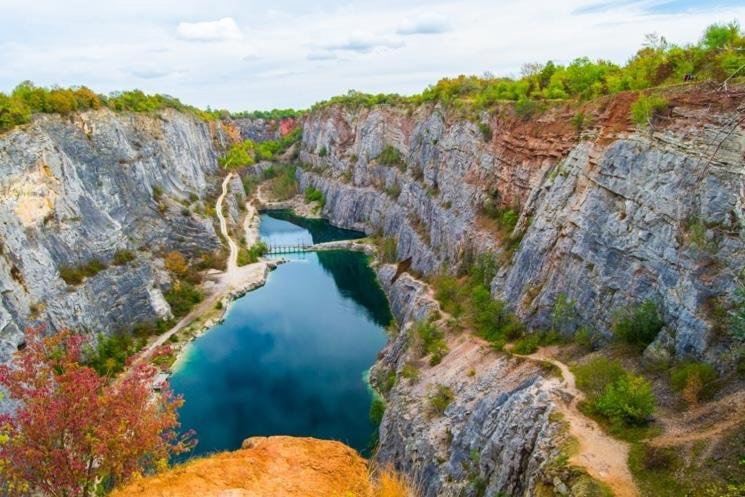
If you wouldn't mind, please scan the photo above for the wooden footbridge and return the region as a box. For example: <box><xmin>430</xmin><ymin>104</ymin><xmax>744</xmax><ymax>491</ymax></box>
<box><xmin>266</xmin><ymin>243</ymin><xmax>315</xmax><ymax>255</ymax></box>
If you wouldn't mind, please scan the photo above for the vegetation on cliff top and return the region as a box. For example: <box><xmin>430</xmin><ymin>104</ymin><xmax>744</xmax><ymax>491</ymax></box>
<box><xmin>311</xmin><ymin>22</ymin><xmax>744</xmax><ymax>112</ymax></box>
<box><xmin>230</xmin><ymin>108</ymin><xmax>303</xmax><ymax>120</ymax></box>
<box><xmin>3</xmin><ymin>22</ymin><xmax>741</xmax><ymax>135</ymax></box>
<box><xmin>0</xmin><ymin>81</ymin><xmax>226</xmax><ymax>132</ymax></box>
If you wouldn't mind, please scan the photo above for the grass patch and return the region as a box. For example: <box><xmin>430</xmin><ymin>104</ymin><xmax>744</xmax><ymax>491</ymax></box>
<box><xmin>112</xmin><ymin>249</ymin><xmax>135</xmax><ymax>266</ymax></box>
<box><xmin>631</xmin><ymin>94</ymin><xmax>668</xmax><ymax>127</ymax></box>
<box><xmin>384</xmin><ymin>184</ymin><xmax>401</xmax><ymax>199</ymax></box>
<box><xmin>59</xmin><ymin>258</ymin><xmax>107</xmax><ymax>285</ymax></box>
<box><xmin>401</xmin><ymin>362</ymin><xmax>420</xmax><ymax>382</ymax></box>
<box><xmin>373</xmin><ymin>236</ymin><xmax>398</xmax><ymax>263</ymax></box>
<box><xmin>412</xmin><ymin>319</ymin><xmax>449</xmax><ymax>366</ymax></box>
<box><xmin>377</xmin><ymin>145</ymin><xmax>405</xmax><ymax>170</ymax></box>
<box><xmin>628</xmin><ymin>443</ymin><xmax>690</xmax><ymax>497</ymax></box>
<box><xmin>428</xmin><ymin>384</ymin><xmax>454</xmax><ymax>416</ymax></box>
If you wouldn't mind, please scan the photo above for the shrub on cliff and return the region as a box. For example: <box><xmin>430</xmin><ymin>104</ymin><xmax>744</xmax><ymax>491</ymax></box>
<box><xmin>219</xmin><ymin>140</ymin><xmax>256</xmax><ymax>169</ymax></box>
<box><xmin>112</xmin><ymin>249</ymin><xmax>136</xmax><ymax>266</ymax></box>
<box><xmin>512</xmin><ymin>334</ymin><xmax>541</xmax><ymax>354</ymax></box>
<box><xmin>85</xmin><ymin>330</ymin><xmax>137</xmax><ymax>376</ymax></box>
<box><xmin>267</xmin><ymin>166</ymin><xmax>299</xmax><ymax>200</ymax></box>
<box><xmin>670</xmin><ymin>361</ymin><xmax>718</xmax><ymax>405</ymax></box>
<box><xmin>613</xmin><ymin>300</ymin><xmax>665</xmax><ymax>349</ymax></box>
<box><xmin>164</xmin><ymin>251</ymin><xmax>189</xmax><ymax>277</ymax></box>
<box><xmin>377</xmin><ymin>145</ymin><xmax>405</xmax><ymax>168</ymax></box>
<box><xmin>413</xmin><ymin>320</ymin><xmax>449</xmax><ymax>366</ymax></box>
<box><xmin>369</xmin><ymin>397</ymin><xmax>385</xmax><ymax>426</ymax></box>
<box><xmin>0</xmin><ymin>327</ymin><xmax>193</xmax><ymax>497</ymax></box>
<box><xmin>0</xmin><ymin>93</ymin><xmax>31</xmax><ymax>132</ymax></box>
<box><xmin>428</xmin><ymin>384</ymin><xmax>454</xmax><ymax>416</ymax></box>
<box><xmin>304</xmin><ymin>186</ymin><xmax>325</xmax><ymax>207</ymax></box>
<box><xmin>164</xmin><ymin>280</ymin><xmax>203</xmax><ymax>318</ymax></box>
<box><xmin>237</xmin><ymin>241</ymin><xmax>268</xmax><ymax>266</ymax></box>
<box><xmin>631</xmin><ymin>95</ymin><xmax>668</xmax><ymax>126</ymax></box>
<box><xmin>574</xmin><ymin>357</ymin><xmax>655</xmax><ymax>427</ymax></box>
<box><xmin>595</xmin><ymin>374</ymin><xmax>655</xmax><ymax>426</ymax></box>
<box><xmin>58</xmin><ymin>259</ymin><xmax>107</xmax><ymax>285</ymax></box>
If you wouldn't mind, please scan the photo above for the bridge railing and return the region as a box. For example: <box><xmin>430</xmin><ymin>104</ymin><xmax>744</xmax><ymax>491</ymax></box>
<box><xmin>265</xmin><ymin>243</ymin><xmax>314</xmax><ymax>254</ymax></box>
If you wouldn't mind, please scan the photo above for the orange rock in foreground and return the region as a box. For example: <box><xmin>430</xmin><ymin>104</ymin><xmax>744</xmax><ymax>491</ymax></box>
<box><xmin>110</xmin><ymin>436</ymin><xmax>372</xmax><ymax>497</ymax></box>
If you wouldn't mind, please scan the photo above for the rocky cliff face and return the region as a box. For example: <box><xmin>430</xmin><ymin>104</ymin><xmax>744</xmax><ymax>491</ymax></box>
<box><xmin>232</xmin><ymin>116</ymin><xmax>298</xmax><ymax>142</ymax></box>
<box><xmin>298</xmin><ymin>84</ymin><xmax>745</xmax><ymax>365</ymax></box>
<box><xmin>0</xmin><ymin>109</ymin><xmax>236</xmax><ymax>361</ymax></box>
<box><xmin>371</xmin><ymin>265</ymin><xmax>569</xmax><ymax>497</ymax></box>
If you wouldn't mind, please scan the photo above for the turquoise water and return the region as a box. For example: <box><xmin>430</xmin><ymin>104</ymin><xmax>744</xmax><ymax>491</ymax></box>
<box><xmin>170</xmin><ymin>213</ymin><xmax>391</xmax><ymax>458</ymax></box>
<box><xmin>259</xmin><ymin>209</ymin><xmax>367</xmax><ymax>245</ymax></box>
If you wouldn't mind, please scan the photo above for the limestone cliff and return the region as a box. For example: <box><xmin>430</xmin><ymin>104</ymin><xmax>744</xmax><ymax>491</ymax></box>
<box><xmin>0</xmin><ymin>108</ymin><xmax>236</xmax><ymax>361</ymax></box>
<box><xmin>371</xmin><ymin>266</ymin><xmax>568</xmax><ymax>497</ymax></box>
<box><xmin>297</xmin><ymin>83</ymin><xmax>745</xmax><ymax>365</ymax></box>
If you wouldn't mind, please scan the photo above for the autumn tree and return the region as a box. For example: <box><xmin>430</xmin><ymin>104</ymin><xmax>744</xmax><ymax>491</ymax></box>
<box><xmin>0</xmin><ymin>328</ymin><xmax>194</xmax><ymax>497</ymax></box>
<box><xmin>164</xmin><ymin>250</ymin><xmax>188</xmax><ymax>277</ymax></box>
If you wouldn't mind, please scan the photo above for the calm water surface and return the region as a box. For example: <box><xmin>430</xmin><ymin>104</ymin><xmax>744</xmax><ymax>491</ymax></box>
<box><xmin>170</xmin><ymin>212</ymin><xmax>390</xmax><ymax>458</ymax></box>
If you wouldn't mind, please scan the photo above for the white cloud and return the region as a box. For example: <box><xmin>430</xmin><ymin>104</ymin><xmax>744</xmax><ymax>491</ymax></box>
<box><xmin>396</xmin><ymin>14</ymin><xmax>450</xmax><ymax>35</ymax></box>
<box><xmin>177</xmin><ymin>17</ymin><xmax>242</xmax><ymax>41</ymax></box>
<box><xmin>307</xmin><ymin>51</ymin><xmax>337</xmax><ymax>61</ymax></box>
<box><xmin>321</xmin><ymin>33</ymin><xmax>404</xmax><ymax>53</ymax></box>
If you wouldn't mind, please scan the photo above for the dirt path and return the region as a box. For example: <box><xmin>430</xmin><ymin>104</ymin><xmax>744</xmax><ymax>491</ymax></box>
<box><xmin>522</xmin><ymin>347</ymin><xmax>639</xmax><ymax>497</ymax></box>
<box><xmin>243</xmin><ymin>202</ymin><xmax>259</xmax><ymax>247</ymax></box>
<box><xmin>131</xmin><ymin>175</ymin><xmax>268</xmax><ymax>370</ymax></box>
<box><xmin>651</xmin><ymin>389</ymin><xmax>745</xmax><ymax>447</ymax></box>
<box><xmin>217</xmin><ymin>173</ymin><xmax>238</xmax><ymax>272</ymax></box>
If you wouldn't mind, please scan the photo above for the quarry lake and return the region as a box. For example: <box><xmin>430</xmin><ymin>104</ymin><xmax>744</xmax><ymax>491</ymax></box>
<box><xmin>170</xmin><ymin>211</ymin><xmax>391</xmax><ymax>458</ymax></box>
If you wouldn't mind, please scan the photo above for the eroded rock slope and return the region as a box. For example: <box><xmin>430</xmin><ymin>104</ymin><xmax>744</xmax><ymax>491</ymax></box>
<box><xmin>298</xmin><ymin>84</ymin><xmax>745</xmax><ymax>364</ymax></box>
<box><xmin>0</xmin><ymin>109</ymin><xmax>236</xmax><ymax>360</ymax></box>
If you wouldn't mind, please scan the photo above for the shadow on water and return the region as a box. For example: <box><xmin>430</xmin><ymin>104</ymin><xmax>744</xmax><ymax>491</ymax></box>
<box><xmin>261</xmin><ymin>209</ymin><xmax>366</xmax><ymax>244</ymax></box>
<box><xmin>316</xmin><ymin>250</ymin><xmax>392</xmax><ymax>328</ymax></box>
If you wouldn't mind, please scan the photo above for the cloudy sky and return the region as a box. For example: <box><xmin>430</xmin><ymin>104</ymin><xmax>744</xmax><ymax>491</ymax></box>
<box><xmin>0</xmin><ymin>0</ymin><xmax>743</xmax><ymax>111</ymax></box>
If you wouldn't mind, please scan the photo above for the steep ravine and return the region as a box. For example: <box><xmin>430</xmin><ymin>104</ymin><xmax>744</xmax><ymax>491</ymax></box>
<box><xmin>298</xmin><ymin>83</ymin><xmax>745</xmax><ymax>366</ymax></box>
<box><xmin>1</xmin><ymin>85</ymin><xmax>743</xmax><ymax>497</ymax></box>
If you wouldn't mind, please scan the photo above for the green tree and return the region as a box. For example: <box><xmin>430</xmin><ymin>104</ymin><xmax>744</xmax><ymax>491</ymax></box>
<box><xmin>701</xmin><ymin>21</ymin><xmax>741</xmax><ymax>49</ymax></box>
<box><xmin>219</xmin><ymin>140</ymin><xmax>256</xmax><ymax>169</ymax></box>
<box><xmin>0</xmin><ymin>93</ymin><xmax>31</xmax><ymax>132</ymax></box>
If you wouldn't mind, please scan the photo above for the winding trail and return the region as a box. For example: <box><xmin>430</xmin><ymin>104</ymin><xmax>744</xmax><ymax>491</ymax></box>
<box><xmin>216</xmin><ymin>173</ymin><xmax>238</xmax><ymax>272</ymax></box>
<box><xmin>651</xmin><ymin>389</ymin><xmax>745</xmax><ymax>447</ymax></box>
<box><xmin>521</xmin><ymin>347</ymin><xmax>639</xmax><ymax>497</ymax></box>
<box><xmin>131</xmin><ymin>173</ymin><xmax>269</xmax><ymax>369</ymax></box>
<box><xmin>520</xmin><ymin>346</ymin><xmax>745</xmax><ymax>496</ymax></box>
